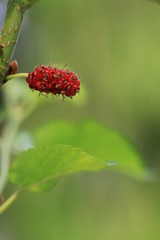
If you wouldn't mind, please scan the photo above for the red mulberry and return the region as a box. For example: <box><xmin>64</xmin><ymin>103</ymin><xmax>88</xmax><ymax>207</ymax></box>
<box><xmin>26</xmin><ymin>65</ymin><xmax>80</xmax><ymax>98</ymax></box>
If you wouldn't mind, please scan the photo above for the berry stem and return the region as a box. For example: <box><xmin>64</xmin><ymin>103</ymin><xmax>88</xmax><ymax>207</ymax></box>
<box><xmin>5</xmin><ymin>73</ymin><xmax>28</xmax><ymax>81</ymax></box>
<box><xmin>0</xmin><ymin>119</ymin><xmax>19</xmax><ymax>196</ymax></box>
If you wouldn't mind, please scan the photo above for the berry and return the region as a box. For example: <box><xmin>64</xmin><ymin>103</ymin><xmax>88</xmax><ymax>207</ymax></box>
<box><xmin>26</xmin><ymin>65</ymin><xmax>80</xmax><ymax>98</ymax></box>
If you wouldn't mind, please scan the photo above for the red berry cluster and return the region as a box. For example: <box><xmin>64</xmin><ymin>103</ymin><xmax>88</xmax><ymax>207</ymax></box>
<box><xmin>26</xmin><ymin>65</ymin><xmax>80</xmax><ymax>98</ymax></box>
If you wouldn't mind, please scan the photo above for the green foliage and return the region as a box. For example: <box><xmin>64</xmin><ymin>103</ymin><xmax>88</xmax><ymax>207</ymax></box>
<box><xmin>34</xmin><ymin>120</ymin><xmax>146</xmax><ymax>180</ymax></box>
<box><xmin>9</xmin><ymin>145</ymin><xmax>107</xmax><ymax>192</ymax></box>
<box><xmin>8</xmin><ymin>120</ymin><xmax>147</xmax><ymax>193</ymax></box>
<box><xmin>35</xmin><ymin>121</ymin><xmax>146</xmax><ymax>178</ymax></box>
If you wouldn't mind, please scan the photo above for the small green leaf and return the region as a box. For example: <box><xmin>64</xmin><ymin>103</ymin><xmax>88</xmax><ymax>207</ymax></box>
<box><xmin>9</xmin><ymin>145</ymin><xmax>108</xmax><ymax>192</ymax></box>
<box><xmin>22</xmin><ymin>0</ymin><xmax>40</xmax><ymax>10</ymax></box>
<box><xmin>34</xmin><ymin>120</ymin><xmax>147</xmax><ymax>180</ymax></box>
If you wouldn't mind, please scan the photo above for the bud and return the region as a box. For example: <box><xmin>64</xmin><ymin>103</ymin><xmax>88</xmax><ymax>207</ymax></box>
<box><xmin>23</xmin><ymin>0</ymin><xmax>40</xmax><ymax>10</ymax></box>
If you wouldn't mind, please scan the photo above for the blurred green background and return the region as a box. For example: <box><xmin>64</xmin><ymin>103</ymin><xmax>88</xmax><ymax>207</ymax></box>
<box><xmin>1</xmin><ymin>0</ymin><xmax>160</xmax><ymax>239</ymax></box>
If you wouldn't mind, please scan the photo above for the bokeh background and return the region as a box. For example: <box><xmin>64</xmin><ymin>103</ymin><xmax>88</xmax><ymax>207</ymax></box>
<box><xmin>1</xmin><ymin>0</ymin><xmax>160</xmax><ymax>239</ymax></box>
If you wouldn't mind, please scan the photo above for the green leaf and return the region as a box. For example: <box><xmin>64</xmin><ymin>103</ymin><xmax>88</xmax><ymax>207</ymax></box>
<box><xmin>34</xmin><ymin>120</ymin><xmax>147</xmax><ymax>180</ymax></box>
<box><xmin>9</xmin><ymin>145</ymin><xmax>108</xmax><ymax>192</ymax></box>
